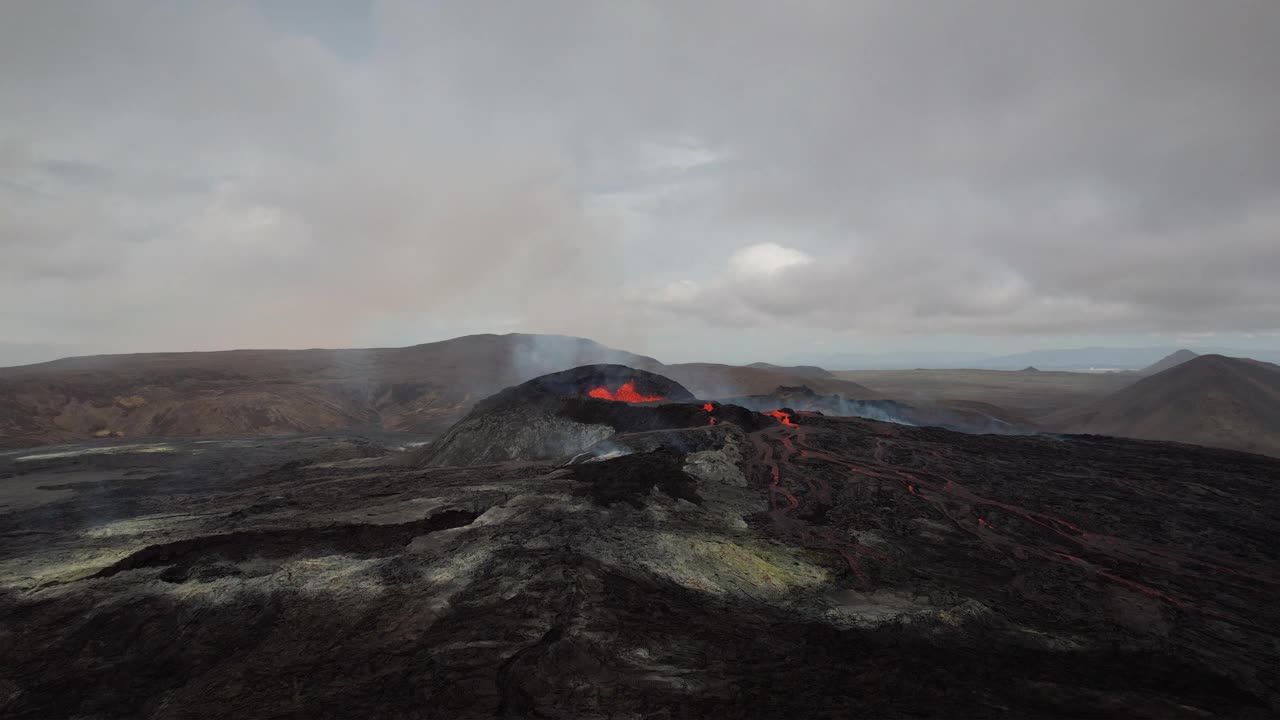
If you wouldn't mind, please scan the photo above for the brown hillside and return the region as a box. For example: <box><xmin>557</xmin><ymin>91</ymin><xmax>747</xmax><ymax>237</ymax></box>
<box><xmin>0</xmin><ymin>335</ymin><xmax>880</xmax><ymax>449</ymax></box>
<box><xmin>1049</xmin><ymin>354</ymin><xmax>1280</xmax><ymax>457</ymax></box>
<box><xmin>0</xmin><ymin>334</ymin><xmax>662</xmax><ymax>448</ymax></box>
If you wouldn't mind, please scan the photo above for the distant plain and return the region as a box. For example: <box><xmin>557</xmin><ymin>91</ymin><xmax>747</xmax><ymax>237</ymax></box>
<box><xmin>834</xmin><ymin>368</ymin><xmax>1137</xmax><ymax>420</ymax></box>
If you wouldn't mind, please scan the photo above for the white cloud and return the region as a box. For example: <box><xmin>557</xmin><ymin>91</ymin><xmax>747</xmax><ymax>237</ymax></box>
<box><xmin>727</xmin><ymin>243</ymin><xmax>813</xmax><ymax>279</ymax></box>
<box><xmin>2</xmin><ymin>1</ymin><xmax>1279</xmax><ymax>364</ymax></box>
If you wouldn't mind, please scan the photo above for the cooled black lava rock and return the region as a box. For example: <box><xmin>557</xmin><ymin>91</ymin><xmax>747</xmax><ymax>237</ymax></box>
<box><xmin>566</xmin><ymin>423</ymin><xmax>747</xmax><ymax>465</ymax></box>
<box><xmin>417</xmin><ymin>365</ymin><xmax>730</xmax><ymax>467</ymax></box>
<box><xmin>4</xmin><ymin>421</ymin><xmax>1280</xmax><ymax>718</ymax></box>
<box><xmin>571</xmin><ymin>447</ymin><xmax>701</xmax><ymax>508</ymax></box>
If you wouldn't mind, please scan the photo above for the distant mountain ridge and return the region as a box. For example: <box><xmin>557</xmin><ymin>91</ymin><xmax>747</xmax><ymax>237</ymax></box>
<box><xmin>743</xmin><ymin>362</ymin><xmax>836</xmax><ymax>379</ymax></box>
<box><xmin>663</xmin><ymin>363</ymin><xmax>872</xmax><ymax>400</ymax></box>
<box><xmin>1140</xmin><ymin>349</ymin><xmax>1199</xmax><ymax>375</ymax></box>
<box><xmin>790</xmin><ymin>346</ymin><xmax>1280</xmax><ymax>371</ymax></box>
<box><xmin>0</xmin><ymin>334</ymin><xmax>869</xmax><ymax>448</ymax></box>
<box><xmin>0</xmin><ymin>334</ymin><xmax>664</xmax><ymax>448</ymax></box>
<box><xmin>8</xmin><ymin>335</ymin><xmax>1280</xmax><ymax>457</ymax></box>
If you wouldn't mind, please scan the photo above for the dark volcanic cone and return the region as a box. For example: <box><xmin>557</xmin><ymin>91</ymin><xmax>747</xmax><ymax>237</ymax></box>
<box><xmin>416</xmin><ymin>365</ymin><xmax>767</xmax><ymax>467</ymax></box>
<box><xmin>500</xmin><ymin>363</ymin><xmax>693</xmax><ymax>405</ymax></box>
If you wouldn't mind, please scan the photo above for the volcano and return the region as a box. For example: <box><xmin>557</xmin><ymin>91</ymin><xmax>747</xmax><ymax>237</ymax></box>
<box><xmin>414</xmin><ymin>365</ymin><xmax>729</xmax><ymax>467</ymax></box>
<box><xmin>0</xmin><ymin>334</ymin><xmax>877</xmax><ymax>450</ymax></box>
<box><xmin>0</xmin><ymin>334</ymin><xmax>666</xmax><ymax>449</ymax></box>
<box><xmin>3</xmin><ymin>381</ymin><xmax>1279</xmax><ymax>718</ymax></box>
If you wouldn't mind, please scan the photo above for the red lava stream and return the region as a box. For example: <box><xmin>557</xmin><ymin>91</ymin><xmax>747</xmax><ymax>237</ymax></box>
<box><xmin>747</xmin><ymin>412</ymin><xmax>1278</xmax><ymax>620</ymax></box>
<box><xmin>751</xmin><ymin>410</ymin><xmax>886</xmax><ymax>582</ymax></box>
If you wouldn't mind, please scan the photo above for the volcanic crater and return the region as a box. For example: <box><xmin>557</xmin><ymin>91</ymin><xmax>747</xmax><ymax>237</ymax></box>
<box><xmin>1</xmin><ymin>364</ymin><xmax>1278</xmax><ymax>718</ymax></box>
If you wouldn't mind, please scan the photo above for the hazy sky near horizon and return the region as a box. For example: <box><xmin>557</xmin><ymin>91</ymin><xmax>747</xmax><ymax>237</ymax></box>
<box><xmin>3</xmin><ymin>1</ymin><xmax>1280</xmax><ymax>365</ymax></box>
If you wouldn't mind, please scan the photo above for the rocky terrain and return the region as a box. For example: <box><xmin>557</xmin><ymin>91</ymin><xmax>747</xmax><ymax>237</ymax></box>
<box><xmin>2</xmin><ymin>365</ymin><xmax>1277</xmax><ymax>718</ymax></box>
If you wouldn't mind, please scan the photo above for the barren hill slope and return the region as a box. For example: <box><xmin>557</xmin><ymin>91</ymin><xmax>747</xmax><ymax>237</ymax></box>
<box><xmin>1048</xmin><ymin>354</ymin><xmax>1280</xmax><ymax>457</ymax></box>
<box><xmin>0</xmin><ymin>334</ymin><xmax>662</xmax><ymax>448</ymax></box>
<box><xmin>1140</xmin><ymin>348</ymin><xmax>1200</xmax><ymax>375</ymax></box>
<box><xmin>0</xmin><ymin>336</ymin><xmax>879</xmax><ymax>449</ymax></box>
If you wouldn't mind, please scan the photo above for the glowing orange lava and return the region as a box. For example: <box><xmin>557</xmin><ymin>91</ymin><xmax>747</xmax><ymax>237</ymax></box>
<box><xmin>761</xmin><ymin>409</ymin><xmax>796</xmax><ymax>426</ymax></box>
<box><xmin>587</xmin><ymin>380</ymin><xmax>665</xmax><ymax>403</ymax></box>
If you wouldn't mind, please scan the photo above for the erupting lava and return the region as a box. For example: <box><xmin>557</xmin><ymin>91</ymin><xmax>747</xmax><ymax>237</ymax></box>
<box><xmin>761</xmin><ymin>409</ymin><xmax>796</xmax><ymax>426</ymax></box>
<box><xmin>587</xmin><ymin>380</ymin><xmax>665</xmax><ymax>403</ymax></box>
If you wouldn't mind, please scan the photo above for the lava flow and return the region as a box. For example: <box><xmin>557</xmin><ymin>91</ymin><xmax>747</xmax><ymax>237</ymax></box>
<box><xmin>761</xmin><ymin>409</ymin><xmax>796</xmax><ymax>426</ymax></box>
<box><xmin>587</xmin><ymin>380</ymin><xmax>665</xmax><ymax>403</ymax></box>
<box><xmin>745</xmin><ymin>414</ymin><xmax>1277</xmax><ymax>624</ymax></box>
<box><xmin>749</xmin><ymin>413</ymin><xmax>885</xmax><ymax>581</ymax></box>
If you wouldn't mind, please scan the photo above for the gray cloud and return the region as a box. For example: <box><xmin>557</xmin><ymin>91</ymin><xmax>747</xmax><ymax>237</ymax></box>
<box><xmin>1</xmin><ymin>1</ymin><xmax>1278</xmax><ymax>363</ymax></box>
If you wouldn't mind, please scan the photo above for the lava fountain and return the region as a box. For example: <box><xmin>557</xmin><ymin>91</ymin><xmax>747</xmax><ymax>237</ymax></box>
<box><xmin>587</xmin><ymin>380</ymin><xmax>666</xmax><ymax>403</ymax></box>
<box><xmin>761</xmin><ymin>409</ymin><xmax>796</xmax><ymax>426</ymax></box>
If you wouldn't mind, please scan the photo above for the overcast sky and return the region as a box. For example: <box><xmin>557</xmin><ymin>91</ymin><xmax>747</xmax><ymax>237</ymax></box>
<box><xmin>3</xmin><ymin>1</ymin><xmax>1279</xmax><ymax>365</ymax></box>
